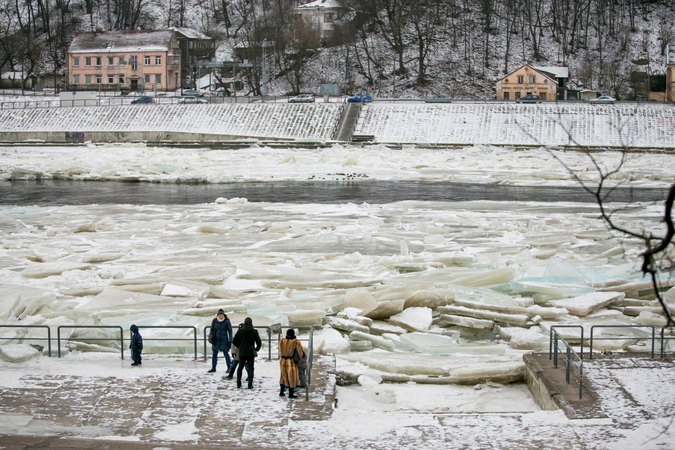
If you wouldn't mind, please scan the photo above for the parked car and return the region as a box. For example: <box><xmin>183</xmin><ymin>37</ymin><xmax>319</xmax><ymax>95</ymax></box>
<box><xmin>347</xmin><ymin>94</ymin><xmax>372</xmax><ymax>103</ymax></box>
<box><xmin>516</xmin><ymin>94</ymin><xmax>542</xmax><ymax>104</ymax></box>
<box><xmin>590</xmin><ymin>95</ymin><xmax>616</xmax><ymax>104</ymax></box>
<box><xmin>181</xmin><ymin>89</ymin><xmax>203</xmax><ymax>97</ymax></box>
<box><xmin>425</xmin><ymin>95</ymin><xmax>451</xmax><ymax>103</ymax></box>
<box><xmin>179</xmin><ymin>96</ymin><xmax>208</xmax><ymax>104</ymax></box>
<box><xmin>131</xmin><ymin>96</ymin><xmax>154</xmax><ymax>104</ymax></box>
<box><xmin>289</xmin><ymin>94</ymin><xmax>315</xmax><ymax>103</ymax></box>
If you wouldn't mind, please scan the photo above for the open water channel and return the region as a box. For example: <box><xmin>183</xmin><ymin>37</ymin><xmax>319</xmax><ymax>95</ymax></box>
<box><xmin>0</xmin><ymin>180</ymin><xmax>667</xmax><ymax>206</ymax></box>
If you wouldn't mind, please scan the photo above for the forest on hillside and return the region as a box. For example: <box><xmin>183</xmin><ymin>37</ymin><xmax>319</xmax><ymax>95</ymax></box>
<box><xmin>1</xmin><ymin>0</ymin><xmax>673</xmax><ymax>98</ymax></box>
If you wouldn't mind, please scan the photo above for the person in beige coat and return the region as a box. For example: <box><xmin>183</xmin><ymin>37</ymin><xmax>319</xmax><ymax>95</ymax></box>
<box><xmin>278</xmin><ymin>328</ymin><xmax>303</xmax><ymax>398</ymax></box>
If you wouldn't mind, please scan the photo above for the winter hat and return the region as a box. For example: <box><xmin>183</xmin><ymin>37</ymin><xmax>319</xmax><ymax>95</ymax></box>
<box><xmin>217</xmin><ymin>309</ymin><xmax>225</xmax><ymax>316</ymax></box>
<box><xmin>286</xmin><ymin>328</ymin><xmax>296</xmax><ymax>339</ymax></box>
<box><xmin>244</xmin><ymin>317</ymin><xmax>253</xmax><ymax>326</ymax></box>
<box><xmin>238</xmin><ymin>323</ymin><xmax>244</xmax><ymax>328</ymax></box>
<box><xmin>130</xmin><ymin>324</ymin><xmax>138</xmax><ymax>333</ymax></box>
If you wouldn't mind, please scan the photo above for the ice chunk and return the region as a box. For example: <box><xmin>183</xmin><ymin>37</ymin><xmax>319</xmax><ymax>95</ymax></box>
<box><xmin>550</xmin><ymin>292</ymin><xmax>625</xmax><ymax>316</ymax></box>
<box><xmin>369</xmin><ymin>320</ymin><xmax>408</xmax><ymax>336</ymax></box>
<box><xmin>388</xmin><ymin>307</ymin><xmax>433</xmax><ymax>332</ymax></box>
<box><xmin>17</xmin><ymin>292</ymin><xmax>56</xmax><ymax>320</ymax></box>
<box><xmin>81</xmin><ymin>252</ymin><xmax>124</xmax><ymax>263</ymax></box>
<box><xmin>447</xmin><ymin>267</ymin><xmax>514</xmax><ymax>287</ymax></box>
<box><xmin>349</xmin><ymin>340</ymin><xmax>373</xmax><ymax>352</ymax></box>
<box><xmin>635</xmin><ymin>311</ymin><xmax>668</xmax><ymax>327</ymax></box>
<box><xmin>314</xmin><ymin>326</ymin><xmax>351</xmax><ymax>355</ymax></box>
<box><xmin>160</xmin><ymin>281</ymin><xmax>210</xmax><ymax>299</ymax></box>
<box><xmin>21</xmin><ymin>262</ymin><xmax>91</xmax><ymax>279</ymax></box>
<box><xmin>284</xmin><ymin>310</ymin><xmax>325</xmax><ymax>327</ymax></box>
<box><xmin>404</xmin><ymin>290</ymin><xmax>453</xmax><ymax>309</ymax></box>
<box><xmin>337</xmin><ymin>309</ymin><xmax>373</xmax><ymax>327</ymax></box>
<box><xmin>157</xmin><ymin>266</ymin><xmax>235</xmax><ymax>284</ymax></box>
<box><xmin>399</xmin><ymin>332</ymin><xmax>457</xmax><ymax>354</ymax></box>
<box><xmin>0</xmin><ymin>293</ymin><xmax>20</xmax><ymax>320</ymax></box>
<box><xmin>439</xmin><ymin>314</ymin><xmax>495</xmax><ymax>330</ymax></box>
<box><xmin>349</xmin><ymin>331</ymin><xmax>396</xmax><ymax>351</ymax></box>
<box><xmin>358</xmin><ymin>371</ymin><xmax>382</xmax><ymax>386</ymax></box>
<box><xmin>0</xmin><ymin>344</ymin><xmax>41</xmax><ymax>362</ymax></box>
<box><xmin>326</xmin><ymin>316</ymin><xmax>370</xmax><ymax>334</ymax></box>
<box><xmin>525</xmin><ymin>305</ymin><xmax>569</xmax><ymax>319</ymax></box>
<box><xmin>365</xmin><ymin>299</ymin><xmax>405</xmax><ymax>320</ymax></box>
<box><xmin>343</xmin><ymin>288</ymin><xmax>378</xmax><ymax>316</ymax></box>
<box><xmin>438</xmin><ymin>305</ymin><xmax>529</xmax><ymax>326</ymax></box>
<box><xmin>500</xmin><ymin>327</ymin><xmax>549</xmax><ymax>351</ymax></box>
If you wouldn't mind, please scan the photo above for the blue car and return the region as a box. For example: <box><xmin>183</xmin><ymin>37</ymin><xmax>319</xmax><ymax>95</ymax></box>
<box><xmin>131</xmin><ymin>96</ymin><xmax>154</xmax><ymax>104</ymax></box>
<box><xmin>347</xmin><ymin>94</ymin><xmax>372</xmax><ymax>103</ymax></box>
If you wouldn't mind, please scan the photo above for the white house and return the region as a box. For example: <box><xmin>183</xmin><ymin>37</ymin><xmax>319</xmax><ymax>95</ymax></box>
<box><xmin>294</xmin><ymin>0</ymin><xmax>352</xmax><ymax>41</ymax></box>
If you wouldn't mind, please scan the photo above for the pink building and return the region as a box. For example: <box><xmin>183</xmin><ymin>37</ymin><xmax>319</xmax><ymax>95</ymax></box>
<box><xmin>67</xmin><ymin>29</ymin><xmax>181</xmax><ymax>92</ymax></box>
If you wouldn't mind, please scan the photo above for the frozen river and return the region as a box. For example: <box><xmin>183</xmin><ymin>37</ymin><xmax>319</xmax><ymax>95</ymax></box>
<box><xmin>0</xmin><ymin>180</ymin><xmax>668</xmax><ymax>205</ymax></box>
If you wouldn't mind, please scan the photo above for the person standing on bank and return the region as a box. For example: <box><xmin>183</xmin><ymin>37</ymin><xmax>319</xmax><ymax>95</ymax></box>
<box><xmin>278</xmin><ymin>328</ymin><xmax>303</xmax><ymax>398</ymax></box>
<box><xmin>208</xmin><ymin>309</ymin><xmax>232</xmax><ymax>373</ymax></box>
<box><xmin>129</xmin><ymin>324</ymin><xmax>143</xmax><ymax>366</ymax></box>
<box><xmin>232</xmin><ymin>317</ymin><xmax>262</xmax><ymax>389</ymax></box>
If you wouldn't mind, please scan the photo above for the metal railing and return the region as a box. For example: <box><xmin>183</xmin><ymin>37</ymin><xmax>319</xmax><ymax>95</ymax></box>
<box><xmin>277</xmin><ymin>326</ymin><xmax>314</xmax><ymax>401</ymax></box>
<box><xmin>138</xmin><ymin>325</ymin><xmax>198</xmax><ymax>360</ymax></box>
<box><xmin>0</xmin><ymin>325</ymin><xmax>52</xmax><ymax>357</ymax></box>
<box><xmin>549</xmin><ymin>327</ymin><xmax>584</xmax><ymax>399</ymax></box>
<box><xmin>661</xmin><ymin>325</ymin><xmax>675</xmax><ymax>358</ymax></box>
<box><xmin>589</xmin><ymin>325</ymin><xmax>655</xmax><ymax>359</ymax></box>
<box><xmin>57</xmin><ymin>325</ymin><xmax>124</xmax><ymax>359</ymax></box>
<box><xmin>549</xmin><ymin>325</ymin><xmax>584</xmax><ymax>359</ymax></box>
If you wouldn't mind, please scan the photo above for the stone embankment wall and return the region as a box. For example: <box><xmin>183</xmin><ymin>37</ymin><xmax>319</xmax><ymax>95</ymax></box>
<box><xmin>1</xmin><ymin>102</ymin><xmax>673</xmax><ymax>148</ymax></box>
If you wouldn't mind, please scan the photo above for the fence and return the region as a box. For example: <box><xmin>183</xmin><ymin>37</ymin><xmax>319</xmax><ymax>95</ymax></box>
<box><xmin>549</xmin><ymin>325</ymin><xmax>584</xmax><ymax>399</ymax></box>
<box><xmin>0</xmin><ymin>325</ymin><xmax>52</xmax><ymax>357</ymax></box>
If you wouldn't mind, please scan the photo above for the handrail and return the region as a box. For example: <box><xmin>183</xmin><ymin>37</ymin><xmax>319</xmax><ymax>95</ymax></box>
<box><xmin>549</xmin><ymin>325</ymin><xmax>584</xmax><ymax>360</ymax></box>
<box><xmin>660</xmin><ymin>325</ymin><xmax>675</xmax><ymax>358</ymax></box>
<box><xmin>277</xmin><ymin>326</ymin><xmax>314</xmax><ymax>401</ymax></box>
<box><xmin>57</xmin><ymin>325</ymin><xmax>124</xmax><ymax>359</ymax></box>
<box><xmin>0</xmin><ymin>325</ymin><xmax>52</xmax><ymax>357</ymax></box>
<box><xmin>589</xmin><ymin>325</ymin><xmax>655</xmax><ymax>359</ymax></box>
<box><xmin>551</xmin><ymin>329</ymin><xmax>584</xmax><ymax>399</ymax></box>
<box><xmin>137</xmin><ymin>326</ymin><xmax>197</xmax><ymax>360</ymax></box>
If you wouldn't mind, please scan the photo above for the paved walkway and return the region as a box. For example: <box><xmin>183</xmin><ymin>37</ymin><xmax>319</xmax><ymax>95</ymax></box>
<box><xmin>0</xmin><ymin>353</ymin><xmax>674</xmax><ymax>449</ymax></box>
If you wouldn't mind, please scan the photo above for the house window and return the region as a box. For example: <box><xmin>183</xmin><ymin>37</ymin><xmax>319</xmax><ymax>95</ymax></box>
<box><xmin>503</xmin><ymin>92</ymin><xmax>510</xmax><ymax>100</ymax></box>
<box><xmin>73</xmin><ymin>74</ymin><xmax>79</xmax><ymax>84</ymax></box>
<box><xmin>155</xmin><ymin>56</ymin><xmax>161</xmax><ymax>65</ymax></box>
<box><xmin>517</xmin><ymin>75</ymin><xmax>524</xmax><ymax>84</ymax></box>
<box><xmin>130</xmin><ymin>56</ymin><xmax>137</xmax><ymax>70</ymax></box>
<box><xmin>119</xmin><ymin>75</ymin><xmax>124</xmax><ymax>84</ymax></box>
<box><xmin>96</xmin><ymin>57</ymin><xmax>102</xmax><ymax>66</ymax></box>
<box><xmin>155</xmin><ymin>74</ymin><xmax>161</xmax><ymax>84</ymax></box>
<box><xmin>85</xmin><ymin>74</ymin><xmax>91</xmax><ymax>84</ymax></box>
<box><xmin>85</xmin><ymin>57</ymin><xmax>92</xmax><ymax>66</ymax></box>
<box><xmin>108</xmin><ymin>75</ymin><xmax>114</xmax><ymax>83</ymax></box>
<box><xmin>515</xmin><ymin>92</ymin><xmax>521</xmax><ymax>100</ymax></box>
<box><xmin>324</xmin><ymin>13</ymin><xmax>336</xmax><ymax>22</ymax></box>
<box><xmin>96</xmin><ymin>74</ymin><xmax>101</xmax><ymax>84</ymax></box>
<box><xmin>504</xmin><ymin>78</ymin><xmax>508</xmax><ymax>83</ymax></box>
<box><xmin>73</xmin><ymin>57</ymin><xmax>80</xmax><ymax>66</ymax></box>
<box><xmin>144</xmin><ymin>74</ymin><xmax>150</xmax><ymax>83</ymax></box>
<box><xmin>144</xmin><ymin>56</ymin><xmax>151</xmax><ymax>65</ymax></box>
<box><xmin>529</xmin><ymin>75</ymin><xmax>536</xmax><ymax>84</ymax></box>
<box><xmin>119</xmin><ymin>56</ymin><xmax>126</xmax><ymax>65</ymax></box>
<box><xmin>539</xmin><ymin>93</ymin><xmax>547</xmax><ymax>100</ymax></box>
<box><xmin>108</xmin><ymin>56</ymin><xmax>114</xmax><ymax>66</ymax></box>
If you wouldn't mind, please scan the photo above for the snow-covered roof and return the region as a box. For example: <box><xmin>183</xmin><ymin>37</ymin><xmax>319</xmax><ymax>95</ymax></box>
<box><xmin>296</xmin><ymin>0</ymin><xmax>343</xmax><ymax>9</ymax></box>
<box><xmin>534</xmin><ymin>66</ymin><xmax>569</xmax><ymax>79</ymax></box>
<box><xmin>69</xmin><ymin>30</ymin><xmax>175</xmax><ymax>54</ymax></box>
<box><xmin>169</xmin><ymin>27</ymin><xmax>211</xmax><ymax>40</ymax></box>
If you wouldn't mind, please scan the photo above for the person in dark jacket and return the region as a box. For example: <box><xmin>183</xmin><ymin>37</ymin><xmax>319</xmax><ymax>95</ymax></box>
<box><xmin>231</xmin><ymin>317</ymin><xmax>262</xmax><ymax>389</ymax></box>
<box><xmin>208</xmin><ymin>309</ymin><xmax>232</xmax><ymax>373</ymax></box>
<box><xmin>129</xmin><ymin>324</ymin><xmax>143</xmax><ymax>366</ymax></box>
<box><xmin>227</xmin><ymin>323</ymin><xmax>247</xmax><ymax>380</ymax></box>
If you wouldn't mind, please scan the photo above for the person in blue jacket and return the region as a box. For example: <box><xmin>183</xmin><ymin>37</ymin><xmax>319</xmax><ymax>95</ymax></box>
<box><xmin>130</xmin><ymin>324</ymin><xmax>143</xmax><ymax>366</ymax></box>
<box><xmin>208</xmin><ymin>309</ymin><xmax>232</xmax><ymax>373</ymax></box>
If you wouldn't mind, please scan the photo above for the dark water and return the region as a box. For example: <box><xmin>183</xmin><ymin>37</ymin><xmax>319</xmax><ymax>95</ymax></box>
<box><xmin>0</xmin><ymin>180</ymin><xmax>667</xmax><ymax>206</ymax></box>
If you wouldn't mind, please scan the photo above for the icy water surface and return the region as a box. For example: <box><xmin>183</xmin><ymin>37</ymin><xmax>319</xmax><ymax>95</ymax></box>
<box><xmin>0</xmin><ymin>179</ymin><xmax>667</xmax><ymax>205</ymax></box>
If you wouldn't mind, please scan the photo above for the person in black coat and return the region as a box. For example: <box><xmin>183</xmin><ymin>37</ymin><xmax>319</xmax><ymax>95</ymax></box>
<box><xmin>231</xmin><ymin>317</ymin><xmax>262</xmax><ymax>389</ymax></box>
<box><xmin>129</xmin><ymin>324</ymin><xmax>143</xmax><ymax>366</ymax></box>
<box><xmin>208</xmin><ymin>309</ymin><xmax>233</xmax><ymax>373</ymax></box>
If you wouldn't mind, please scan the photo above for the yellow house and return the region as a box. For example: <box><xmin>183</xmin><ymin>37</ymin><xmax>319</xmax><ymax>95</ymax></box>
<box><xmin>496</xmin><ymin>65</ymin><xmax>568</xmax><ymax>101</ymax></box>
